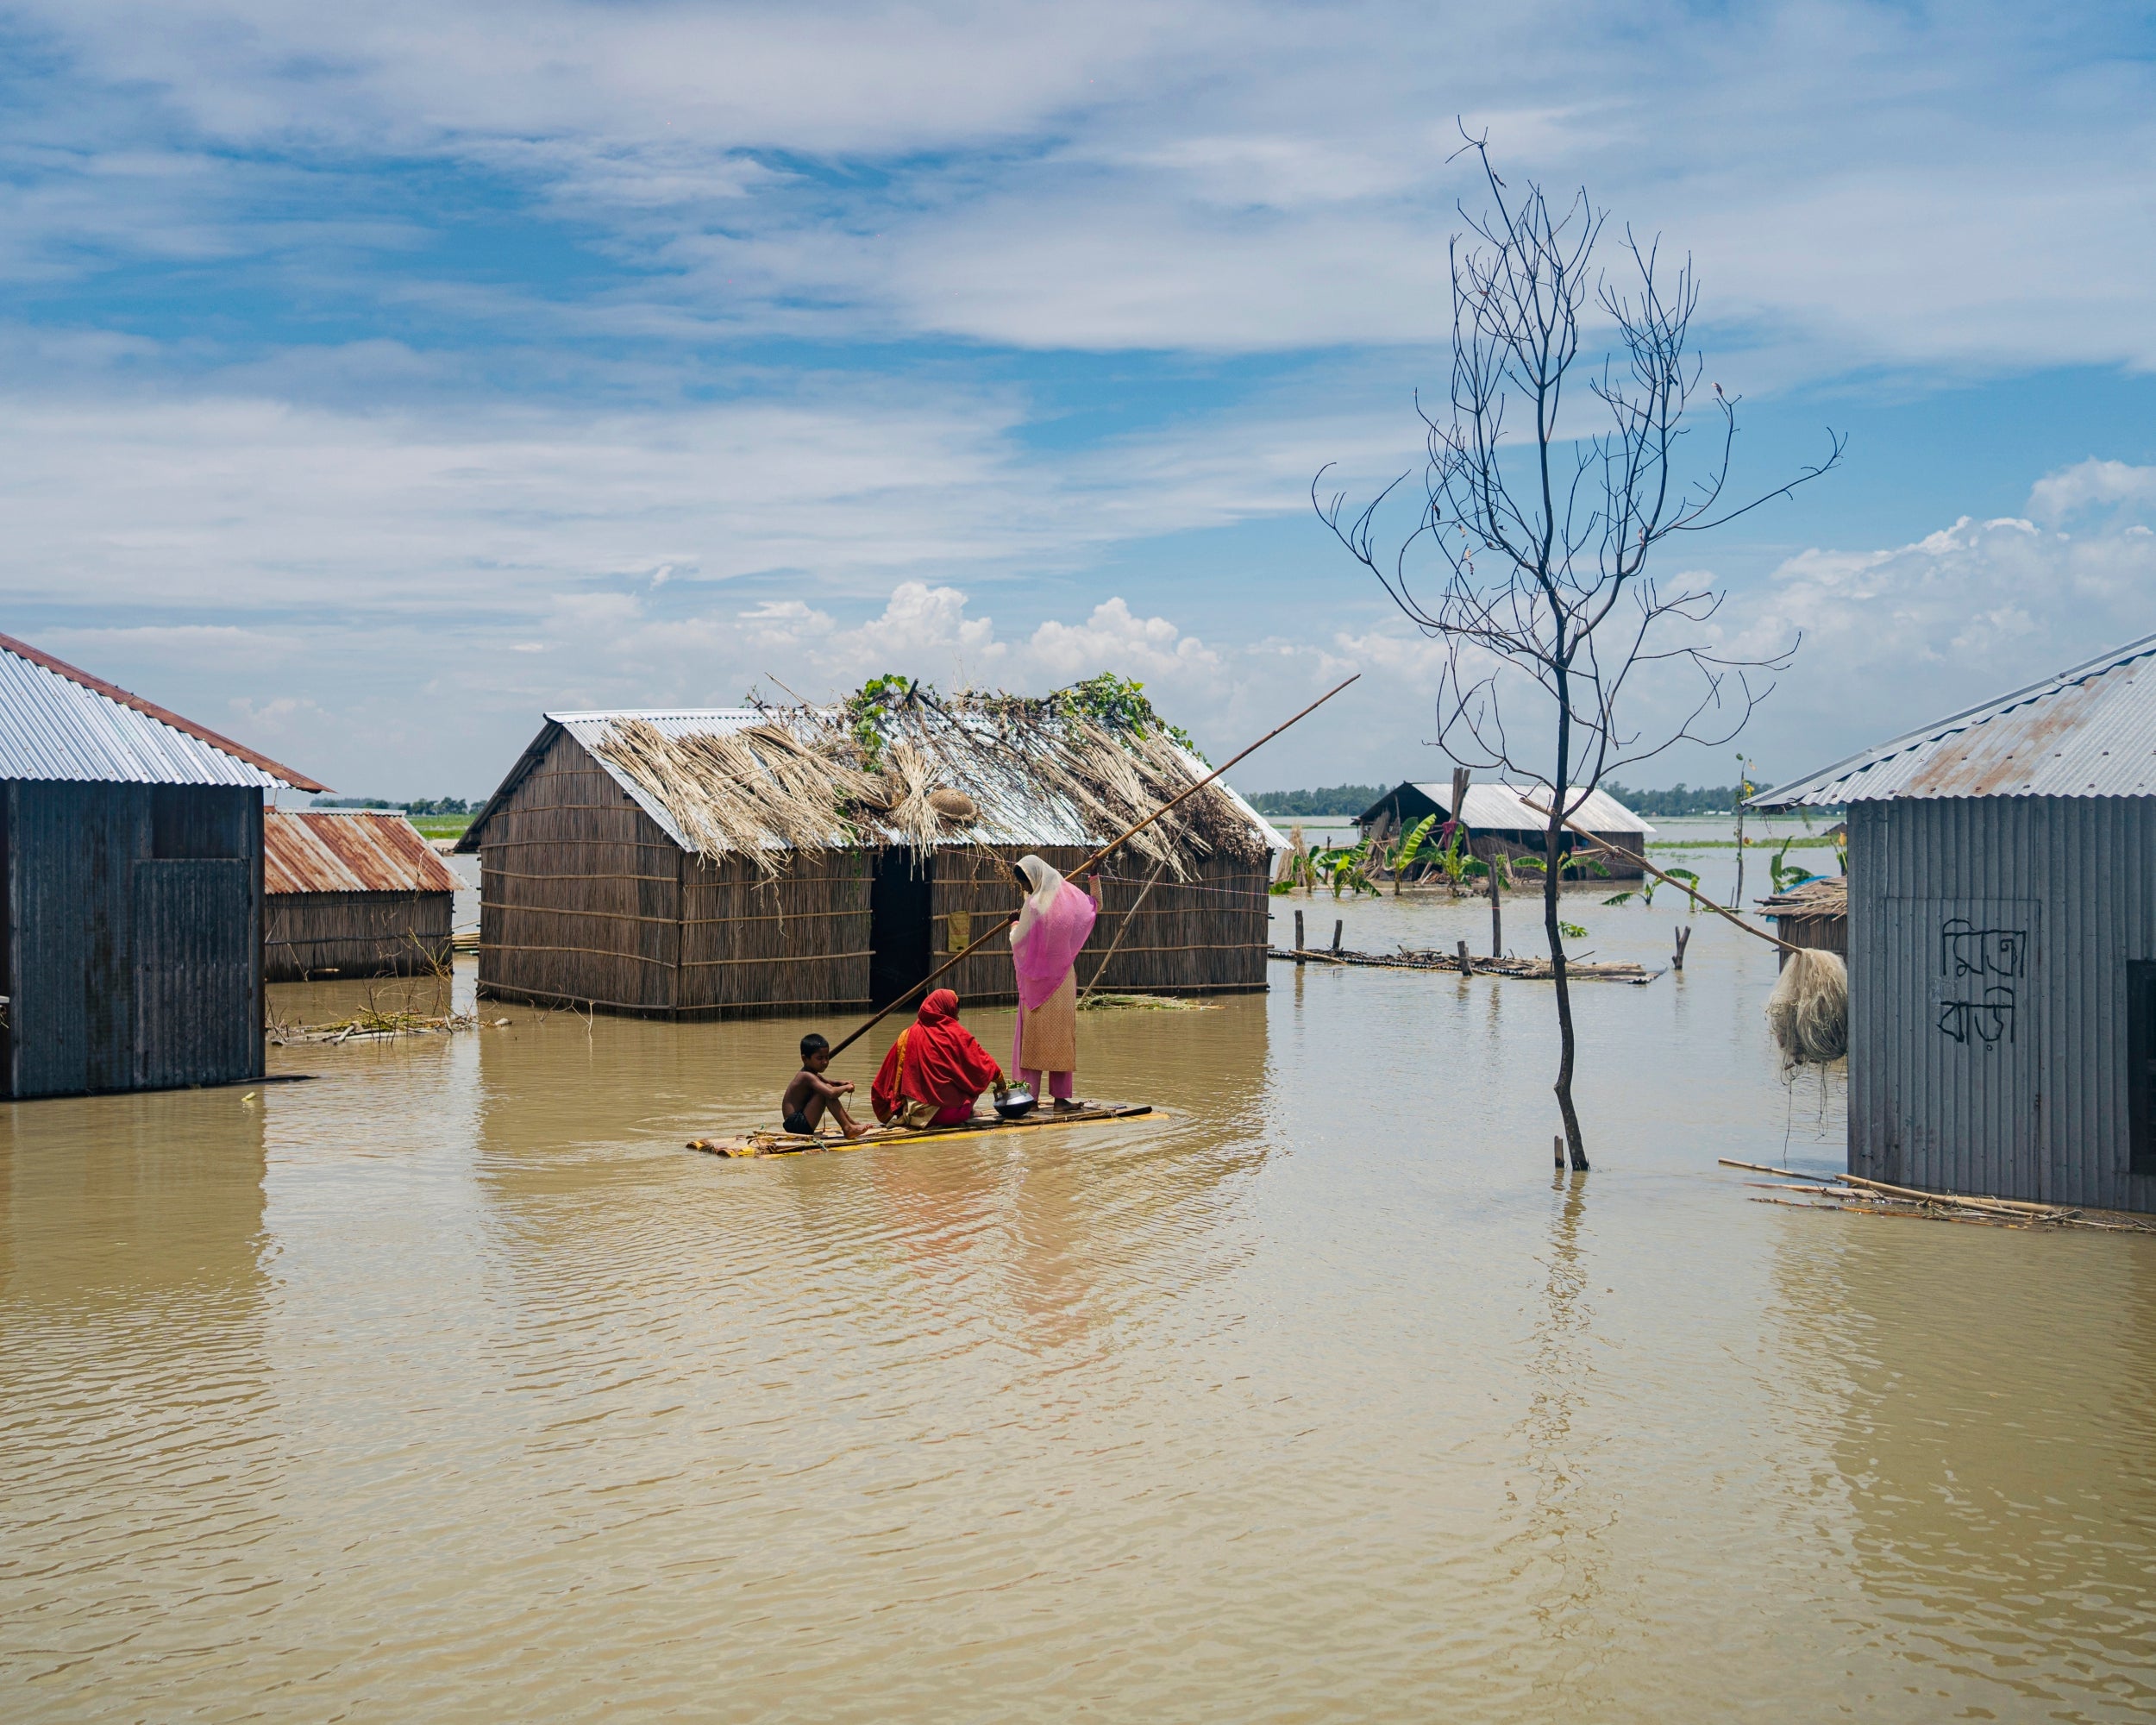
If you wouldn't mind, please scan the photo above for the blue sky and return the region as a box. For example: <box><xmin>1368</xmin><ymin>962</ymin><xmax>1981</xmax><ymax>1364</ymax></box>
<box><xmin>4</xmin><ymin>0</ymin><xmax>2155</xmax><ymax>798</ymax></box>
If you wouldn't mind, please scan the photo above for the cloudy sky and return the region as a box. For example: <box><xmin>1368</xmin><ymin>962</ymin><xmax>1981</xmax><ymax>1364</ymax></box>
<box><xmin>4</xmin><ymin>0</ymin><xmax>2154</xmax><ymax>798</ymax></box>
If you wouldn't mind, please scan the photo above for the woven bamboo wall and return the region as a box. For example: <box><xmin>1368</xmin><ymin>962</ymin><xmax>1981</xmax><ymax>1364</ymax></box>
<box><xmin>931</xmin><ymin>845</ymin><xmax>1269</xmax><ymax>1004</ymax></box>
<box><xmin>678</xmin><ymin>850</ymin><xmax>872</xmax><ymax>1014</ymax></box>
<box><xmin>478</xmin><ymin>730</ymin><xmax>684</xmax><ymax>1013</ymax></box>
<box><xmin>265</xmin><ymin>890</ymin><xmax>453</xmax><ymax>981</ymax></box>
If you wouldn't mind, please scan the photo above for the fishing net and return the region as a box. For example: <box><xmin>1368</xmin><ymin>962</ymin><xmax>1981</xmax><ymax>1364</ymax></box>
<box><xmin>1765</xmin><ymin>947</ymin><xmax>1848</xmax><ymax>1068</ymax></box>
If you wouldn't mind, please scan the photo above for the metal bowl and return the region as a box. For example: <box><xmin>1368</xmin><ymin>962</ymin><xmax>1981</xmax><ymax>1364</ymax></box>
<box><xmin>994</xmin><ymin>1085</ymin><xmax>1037</xmax><ymax>1120</ymax></box>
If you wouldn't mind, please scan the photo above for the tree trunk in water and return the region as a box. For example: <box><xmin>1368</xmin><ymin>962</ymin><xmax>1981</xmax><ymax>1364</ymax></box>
<box><xmin>1545</xmin><ymin>814</ymin><xmax>1589</xmax><ymax>1170</ymax></box>
<box><xmin>1488</xmin><ymin>844</ymin><xmax>1502</xmax><ymax>957</ymax></box>
<box><xmin>1547</xmin><ymin>682</ymin><xmax>1588</xmax><ymax>1172</ymax></box>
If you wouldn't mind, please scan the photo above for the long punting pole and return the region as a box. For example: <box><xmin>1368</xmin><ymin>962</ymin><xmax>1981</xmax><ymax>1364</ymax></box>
<box><xmin>824</xmin><ymin>674</ymin><xmax>1361</xmax><ymax>1059</ymax></box>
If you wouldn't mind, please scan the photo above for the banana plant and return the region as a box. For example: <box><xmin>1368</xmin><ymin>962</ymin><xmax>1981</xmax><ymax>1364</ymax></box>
<box><xmin>1768</xmin><ymin>836</ymin><xmax>1816</xmax><ymax>894</ymax></box>
<box><xmin>1386</xmin><ymin>813</ymin><xmax>1439</xmax><ymax>894</ymax></box>
<box><xmin>1270</xmin><ymin>825</ymin><xmax>1324</xmax><ymax>896</ymax></box>
<box><xmin>1663</xmin><ymin>865</ymin><xmax>1704</xmax><ymax>911</ymax></box>
<box><xmin>1313</xmin><ymin>838</ymin><xmax>1381</xmax><ymax>899</ymax></box>
<box><xmin>1603</xmin><ymin>874</ymin><xmax>1658</xmax><ymax>909</ymax></box>
<box><xmin>1328</xmin><ymin>841</ymin><xmax>1380</xmax><ymax>901</ymax></box>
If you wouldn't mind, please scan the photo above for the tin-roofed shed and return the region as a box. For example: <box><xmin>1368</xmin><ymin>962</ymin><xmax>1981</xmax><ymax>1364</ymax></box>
<box><xmin>1355</xmin><ymin>781</ymin><xmax>1653</xmax><ymax>876</ymax></box>
<box><xmin>457</xmin><ymin>692</ymin><xmax>1282</xmax><ymax>1019</ymax></box>
<box><xmin>0</xmin><ymin>632</ymin><xmax>324</xmax><ymax>1098</ymax></box>
<box><xmin>1754</xmin><ymin>629</ymin><xmax>2156</xmax><ymax>1214</ymax></box>
<box><xmin>264</xmin><ymin>809</ymin><xmax>458</xmax><ymax>980</ymax></box>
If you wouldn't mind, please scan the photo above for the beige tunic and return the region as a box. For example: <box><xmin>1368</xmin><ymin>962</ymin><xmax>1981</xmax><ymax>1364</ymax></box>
<box><xmin>1019</xmin><ymin>968</ymin><xmax>1079</xmax><ymax>1073</ymax></box>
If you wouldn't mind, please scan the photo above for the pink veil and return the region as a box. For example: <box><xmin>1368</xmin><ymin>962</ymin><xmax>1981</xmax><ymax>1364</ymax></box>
<box><xmin>1011</xmin><ymin>854</ymin><xmax>1096</xmax><ymax>1015</ymax></box>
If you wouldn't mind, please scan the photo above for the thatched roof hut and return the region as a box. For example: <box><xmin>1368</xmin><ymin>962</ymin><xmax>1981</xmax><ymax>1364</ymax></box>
<box><xmin>457</xmin><ymin>683</ymin><xmax>1284</xmax><ymax>1019</ymax></box>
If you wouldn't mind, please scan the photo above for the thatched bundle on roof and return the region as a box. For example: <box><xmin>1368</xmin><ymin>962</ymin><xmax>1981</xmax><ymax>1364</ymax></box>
<box><xmin>587</xmin><ymin>688</ymin><xmax>1270</xmax><ymax>879</ymax></box>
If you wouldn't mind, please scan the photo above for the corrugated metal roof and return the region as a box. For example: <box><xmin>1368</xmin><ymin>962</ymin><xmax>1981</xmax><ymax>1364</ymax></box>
<box><xmin>265</xmin><ymin>809</ymin><xmax>461</xmax><ymax>894</ymax></box>
<box><xmin>463</xmin><ymin>706</ymin><xmax>1287</xmax><ymax>856</ymax></box>
<box><xmin>1363</xmin><ymin>781</ymin><xmax>1653</xmax><ymax>835</ymax></box>
<box><xmin>0</xmin><ymin>631</ymin><xmax>324</xmax><ymax>790</ymax></box>
<box><xmin>1752</xmin><ymin>630</ymin><xmax>2156</xmax><ymax>808</ymax></box>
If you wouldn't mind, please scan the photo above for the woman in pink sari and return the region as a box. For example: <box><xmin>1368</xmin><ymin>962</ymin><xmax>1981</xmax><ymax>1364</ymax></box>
<box><xmin>1010</xmin><ymin>854</ymin><xmax>1100</xmax><ymax>1109</ymax></box>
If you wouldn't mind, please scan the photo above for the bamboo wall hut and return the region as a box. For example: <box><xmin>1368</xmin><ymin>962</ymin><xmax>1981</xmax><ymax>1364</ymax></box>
<box><xmin>0</xmin><ymin>631</ymin><xmax>325</xmax><ymax>1098</ymax></box>
<box><xmin>456</xmin><ymin>688</ymin><xmax>1283</xmax><ymax>1019</ymax></box>
<box><xmin>264</xmin><ymin>808</ymin><xmax>458</xmax><ymax>980</ymax></box>
<box><xmin>1355</xmin><ymin>781</ymin><xmax>1653</xmax><ymax>878</ymax></box>
<box><xmin>1754</xmin><ymin>630</ymin><xmax>2156</xmax><ymax>1214</ymax></box>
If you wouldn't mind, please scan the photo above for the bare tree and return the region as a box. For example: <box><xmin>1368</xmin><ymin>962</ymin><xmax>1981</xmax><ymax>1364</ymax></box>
<box><xmin>1316</xmin><ymin>137</ymin><xmax>1841</xmax><ymax>1171</ymax></box>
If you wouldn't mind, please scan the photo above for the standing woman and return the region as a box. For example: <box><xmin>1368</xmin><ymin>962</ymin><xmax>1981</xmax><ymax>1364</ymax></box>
<box><xmin>1010</xmin><ymin>855</ymin><xmax>1100</xmax><ymax>1110</ymax></box>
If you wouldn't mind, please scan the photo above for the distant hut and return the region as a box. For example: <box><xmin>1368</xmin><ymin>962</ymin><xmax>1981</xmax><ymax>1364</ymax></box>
<box><xmin>456</xmin><ymin>685</ymin><xmax>1283</xmax><ymax>1019</ymax></box>
<box><xmin>1355</xmin><ymin>781</ymin><xmax>1652</xmax><ymax>878</ymax></box>
<box><xmin>0</xmin><ymin>632</ymin><xmax>324</xmax><ymax>1098</ymax></box>
<box><xmin>264</xmin><ymin>809</ymin><xmax>458</xmax><ymax>980</ymax></box>
<box><xmin>1758</xmin><ymin>875</ymin><xmax>1847</xmax><ymax>968</ymax></box>
<box><xmin>1754</xmin><ymin>630</ymin><xmax>2156</xmax><ymax>1214</ymax></box>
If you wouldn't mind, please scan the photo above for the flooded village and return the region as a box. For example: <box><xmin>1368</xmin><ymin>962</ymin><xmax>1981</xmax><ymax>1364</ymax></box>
<box><xmin>6</xmin><ymin>7</ymin><xmax>2156</xmax><ymax>1720</ymax></box>
<box><xmin>4</xmin><ymin>625</ymin><xmax>2155</xmax><ymax>1721</ymax></box>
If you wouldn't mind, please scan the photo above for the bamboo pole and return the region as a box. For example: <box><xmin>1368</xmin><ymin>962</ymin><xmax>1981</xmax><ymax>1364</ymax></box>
<box><xmin>1523</xmin><ymin>794</ymin><xmax>1796</xmax><ymax>954</ymax></box>
<box><xmin>824</xmin><ymin>674</ymin><xmax>1360</xmax><ymax>1057</ymax></box>
<box><xmin>1078</xmin><ymin>858</ymin><xmax>1168</xmax><ymax>1005</ymax></box>
<box><xmin>1839</xmin><ymin>1173</ymin><xmax>2070</xmax><ymax>1217</ymax></box>
<box><xmin>1724</xmin><ymin>1157</ymin><xmax>2075</xmax><ymax>1218</ymax></box>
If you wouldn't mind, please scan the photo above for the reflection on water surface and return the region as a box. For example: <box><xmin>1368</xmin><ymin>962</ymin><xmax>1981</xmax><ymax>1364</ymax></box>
<box><xmin>3</xmin><ymin>862</ymin><xmax>2153</xmax><ymax>1722</ymax></box>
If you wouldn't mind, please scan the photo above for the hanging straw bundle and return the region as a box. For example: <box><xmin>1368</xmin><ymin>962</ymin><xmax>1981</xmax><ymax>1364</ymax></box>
<box><xmin>1765</xmin><ymin>948</ymin><xmax>1849</xmax><ymax>1067</ymax></box>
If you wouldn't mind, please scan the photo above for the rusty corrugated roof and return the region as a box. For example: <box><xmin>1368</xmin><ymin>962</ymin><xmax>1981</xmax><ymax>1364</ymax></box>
<box><xmin>266</xmin><ymin>809</ymin><xmax>460</xmax><ymax>894</ymax></box>
<box><xmin>1753</xmin><ymin>630</ymin><xmax>2156</xmax><ymax>808</ymax></box>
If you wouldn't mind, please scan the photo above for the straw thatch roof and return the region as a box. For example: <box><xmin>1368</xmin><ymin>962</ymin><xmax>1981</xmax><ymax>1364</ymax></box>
<box><xmin>461</xmin><ymin>686</ymin><xmax>1283</xmax><ymax>878</ymax></box>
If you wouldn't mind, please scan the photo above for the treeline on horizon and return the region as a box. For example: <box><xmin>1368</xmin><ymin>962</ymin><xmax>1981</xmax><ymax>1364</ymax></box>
<box><xmin>1247</xmin><ymin>781</ymin><xmax>1837</xmax><ymax>819</ymax></box>
<box><xmin>311</xmin><ymin>796</ymin><xmax>472</xmax><ymax>815</ymax></box>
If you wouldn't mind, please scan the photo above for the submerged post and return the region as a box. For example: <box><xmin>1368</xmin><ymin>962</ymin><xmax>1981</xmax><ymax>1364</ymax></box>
<box><xmin>1330</xmin><ymin>919</ymin><xmax>1343</xmax><ymax>955</ymax></box>
<box><xmin>1294</xmin><ymin>909</ymin><xmax>1306</xmax><ymax>963</ymax></box>
<box><xmin>1673</xmin><ymin>925</ymin><xmax>1692</xmax><ymax>971</ymax></box>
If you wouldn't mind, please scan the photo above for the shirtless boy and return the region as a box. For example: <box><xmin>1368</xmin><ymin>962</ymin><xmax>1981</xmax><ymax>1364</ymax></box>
<box><xmin>781</xmin><ymin>1034</ymin><xmax>868</xmax><ymax>1138</ymax></box>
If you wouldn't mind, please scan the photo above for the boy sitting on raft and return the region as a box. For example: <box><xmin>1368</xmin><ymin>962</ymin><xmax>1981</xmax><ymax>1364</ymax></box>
<box><xmin>781</xmin><ymin>1034</ymin><xmax>869</xmax><ymax>1138</ymax></box>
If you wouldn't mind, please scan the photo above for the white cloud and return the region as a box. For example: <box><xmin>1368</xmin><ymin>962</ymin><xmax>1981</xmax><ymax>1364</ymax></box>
<box><xmin>1706</xmin><ymin>511</ymin><xmax>2156</xmax><ymax>783</ymax></box>
<box><xmin>6</xmin><ymin>2</ymin><xmax>2154</xmax><ymax>367</ymax></box>
<box><xmin>2028</xmin><ymin>459</ymin><xmax>2156</xmax><ymax>523</ymax></box>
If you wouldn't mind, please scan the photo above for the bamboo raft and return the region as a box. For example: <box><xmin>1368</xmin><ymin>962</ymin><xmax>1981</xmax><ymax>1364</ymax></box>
<box><xmin>1723</xmin><ymin>1158</ymin><xmax>2156</xmax><ymax>1233</ymax></box>
<box><xmin>1269</xmin><ymin>947</ymin><xmax>1660</xmax><ymax>985</ymax></box>
<box><xmin>690</xmin><ymin>1101</ymin><xmax>1153</xmax><ymax>1158</ymax></box>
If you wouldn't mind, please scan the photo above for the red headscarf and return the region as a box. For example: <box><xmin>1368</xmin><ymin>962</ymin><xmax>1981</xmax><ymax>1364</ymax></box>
<box><xmin>872</xmin><ymin>988</ymin><xmax>1002</xmax><ymax>1114</ymax></box>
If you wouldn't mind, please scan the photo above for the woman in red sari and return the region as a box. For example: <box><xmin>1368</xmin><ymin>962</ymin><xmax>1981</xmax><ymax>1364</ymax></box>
<box><xmin>870</xmin><ymin>989</ymin><xmax>1010</xmax><ymax>1128</ymax></box>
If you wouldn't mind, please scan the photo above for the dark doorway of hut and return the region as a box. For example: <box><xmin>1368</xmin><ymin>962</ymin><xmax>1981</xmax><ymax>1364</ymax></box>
<box><xmin>869</xmin><ymin>847</ymin><xmax>936</xmax><ymax>1013</ymax></box>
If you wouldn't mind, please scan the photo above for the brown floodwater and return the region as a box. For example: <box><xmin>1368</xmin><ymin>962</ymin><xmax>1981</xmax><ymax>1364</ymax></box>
<box><xmin>5</xmin><ymin>843</ymin><xmax>2154</xmax><ymax>1722</ymax></box>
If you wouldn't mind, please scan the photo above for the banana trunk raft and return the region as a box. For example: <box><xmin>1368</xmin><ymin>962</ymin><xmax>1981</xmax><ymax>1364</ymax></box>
<box><xmin>690</xmin><ymin>1102</ymin><xmax>1153</xmax><ymax>1158</ymax></box>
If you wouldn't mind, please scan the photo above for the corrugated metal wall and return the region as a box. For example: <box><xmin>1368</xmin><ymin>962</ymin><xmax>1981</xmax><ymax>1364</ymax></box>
<box><xmin>5</xmin><ymin>781</ymin><xmax>263</xmax><ymax>1098</ymax></box>
<box><xmin>1851</xmin><ymin>795</ymin><xmax>2156</xmax><ymax>1212</ymax></box>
